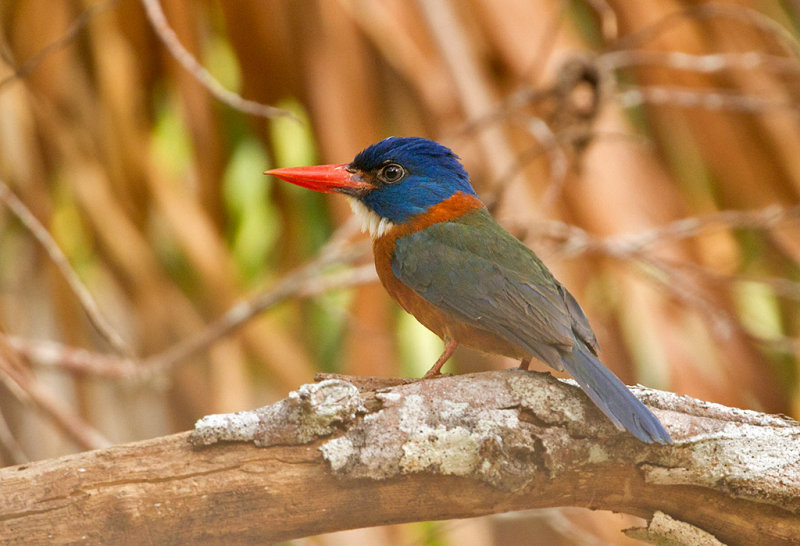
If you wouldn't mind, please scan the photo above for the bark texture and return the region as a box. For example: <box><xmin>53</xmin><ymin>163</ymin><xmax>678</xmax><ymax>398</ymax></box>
<box><xmin>1</xmin><ymin>370</ymin><xmax>798</xmax><ymax>545</ymax></box>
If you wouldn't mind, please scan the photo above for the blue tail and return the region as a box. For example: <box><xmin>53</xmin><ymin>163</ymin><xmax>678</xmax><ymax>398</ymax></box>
<box><xmin>560</xmin><ymin>344</ymin><xmax>672</xmax><ymax>444</ymax></box>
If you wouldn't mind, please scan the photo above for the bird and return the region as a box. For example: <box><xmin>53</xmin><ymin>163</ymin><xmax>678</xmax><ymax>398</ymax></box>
<box><xmin>266</xmin><ymin>137</ymin><xmax>672</xmax><ymax>444</ymax></box>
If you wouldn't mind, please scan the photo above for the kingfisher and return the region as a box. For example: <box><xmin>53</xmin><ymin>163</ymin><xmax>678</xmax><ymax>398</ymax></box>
<box><xmin>266</xmin><ymin>137</ymin><xmax>671</xmax><ymax>444</ymax></box>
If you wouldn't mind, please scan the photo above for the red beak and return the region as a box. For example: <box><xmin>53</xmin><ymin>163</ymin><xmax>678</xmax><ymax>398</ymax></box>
<box><xmin>265</xmin><ymin>164</ymin><xmax>373</xmax><ymax>194</ymax></box>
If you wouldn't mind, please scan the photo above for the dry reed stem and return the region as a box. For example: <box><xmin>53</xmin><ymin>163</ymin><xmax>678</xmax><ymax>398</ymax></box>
<box><xmin>139</xmin><ymin>0</ymin><xmax>297</xmax><ymax>120</ymax></box>
<box><xmin>0</xmin><ymin>335</ymin><xmax>109</xmax><ymax>450</ymax></box>
<box><xmin>0</xmin><ymin>179</ymin><xmax>134</xmax><ymax>357</ymax></box>
<box><xmin>613</xmin><ymin>3</ymin><xmax>800</xmax><ymax>57</ymax></box>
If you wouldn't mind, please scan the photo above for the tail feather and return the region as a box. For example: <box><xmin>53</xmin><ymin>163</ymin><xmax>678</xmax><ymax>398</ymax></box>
<box><xmin>560</xmin><ymin>344</ymin><xmax>672</xmax><ymax>444</ymax></box>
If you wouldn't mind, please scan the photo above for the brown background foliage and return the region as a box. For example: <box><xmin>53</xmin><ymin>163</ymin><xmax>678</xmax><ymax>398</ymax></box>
<box><xmin>1</xmin><ymin>0</ymin><xmax>799</xmax><ymax>543</ymax></box>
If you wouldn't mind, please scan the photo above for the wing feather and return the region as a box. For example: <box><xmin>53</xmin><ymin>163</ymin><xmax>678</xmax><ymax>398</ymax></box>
<box><xmin>392</xmin><ymin>210</ymin><xmax>596</xmax><ymax>367</ymax></box>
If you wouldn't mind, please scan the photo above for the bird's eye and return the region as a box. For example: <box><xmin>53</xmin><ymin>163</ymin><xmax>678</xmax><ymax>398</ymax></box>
<box><xmin>378</xmin><ymin>163</ymin><xmax>405</xmax><ymax>184</ymax></box>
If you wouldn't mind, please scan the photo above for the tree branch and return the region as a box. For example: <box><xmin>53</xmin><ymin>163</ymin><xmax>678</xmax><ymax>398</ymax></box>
<box><xmin>1</xmin><ymin>371</ymin><xmax>798</xmax><ymax>544</ymax></box>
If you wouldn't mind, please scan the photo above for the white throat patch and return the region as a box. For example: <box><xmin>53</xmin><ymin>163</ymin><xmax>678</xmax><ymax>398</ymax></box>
<box><xmin>346</xmin><ymin>197</ymin><xmax>395</xmax><ymax>239</ymax></box>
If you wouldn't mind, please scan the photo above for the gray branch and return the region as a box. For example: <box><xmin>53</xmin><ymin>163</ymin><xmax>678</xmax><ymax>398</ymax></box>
<box><xmin>2</xmin><ymin>370</ymin><xmax>798</xmax><ymax>544</ymax></box>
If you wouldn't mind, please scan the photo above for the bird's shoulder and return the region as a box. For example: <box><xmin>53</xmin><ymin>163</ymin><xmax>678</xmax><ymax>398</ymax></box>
<box><xmin>400</xmin><ymin>207</ymin><xmax>557</xmax><ymax>282</ymax></box>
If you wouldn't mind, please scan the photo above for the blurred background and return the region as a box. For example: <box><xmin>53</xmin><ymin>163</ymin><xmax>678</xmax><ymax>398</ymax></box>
<box><xmin>1</xmin><ymin>0</ymin><xmax>799</xmax><ymax>543</ymax></box>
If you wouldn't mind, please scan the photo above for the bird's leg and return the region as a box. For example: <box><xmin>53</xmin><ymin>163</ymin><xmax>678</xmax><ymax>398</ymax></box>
<box><xmin>519</xmin><ymin>357</ymin><xmax>531</xmax><ymax>370</ymax></box>
<box><xmin>423</xmin><ymin>338</ymin><xmax>458</xmax><ymax>378</ymax></box>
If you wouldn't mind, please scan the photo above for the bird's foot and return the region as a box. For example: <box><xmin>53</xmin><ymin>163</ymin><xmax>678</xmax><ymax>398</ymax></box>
<box><xmin>422</xmin><ymin>338</ymin><xmax>459</xmax><ymax>378</ymax></box>
<box><xmin>422</xmin><ymin>370</ymin><xmax>453</xmax><ymax>379</ymax></box>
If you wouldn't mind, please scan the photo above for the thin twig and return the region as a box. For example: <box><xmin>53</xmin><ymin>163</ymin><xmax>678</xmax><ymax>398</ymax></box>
<box><xmin>616</xmin><ymin>85</ymin><xmax>800</xmax><ymax>114</ymax></box>
<box><xmin>0</xmin><ymin>0</ymin><xmax>118</xmax><ymax>91</ymax></box>
<box><xmin>140</xmin><ymin>0</ymin><xmax>298</xmax><ymax>121</ymax></box>
<box><xmin>605</xmin><ymin>205</ymin><xmax>800</xmax><ymax>253</ymax></box>
<box><xmin>635</xmin><ymin>253</ymin><xmax>738</xmax><ymax>339</ymax></box>
<box><xmin>139</xmin><ymin>218</ymin><xmax>368</xmax><ymax>379</ymax></box>
<box><xmin>612</xmin><ymin>3</ymin><xmax>800</xmax><ymax>58</ymax></box>
<box><xmin>582</xmin><ymin>0</ymin><xmax>619</xmax><ymax>44</ymax></box>
<box><xmin>140</xmin><ymin>240</ymin><xmax>372</xmax><ymax>379</ymax></box>
<box><xmin>456</xmin><ymin>85</ymin><xmax>556</xmax><ymax>139</ymax></box>
<box><xmin>530</xmin><ymin>204</ymin><xmax>800</xmax><ymax>258</ymax></box>
<box><xmin>9</xmin><ymin>263</ymin><xmax>376</xmax><ymax>381</ymax></box>
<box><xmin>644</xmin><ymin>256</ymin><xmax>800</xmax><ymax>352</ymax></box>
<box><xmin>4</xmin><ymin>335</ymin><xmax>135</xmax><ymax>378</ymax></box>
<box><xmin>519</xmin><ymin>116</ymin><xmax>568</xmax><ymax>207</ymax></box>
<box><xmin>526</xmin><ymin>205</ymin><xmax>800</xmax><ymax>342</ymax></box>
<box><xmin>0</xmin><ymin>180</ymin><xmax>134</xmax><ymax>357</ymax></box>
<box><xmin>630</xmin><ymin>253</ymin><xmax>800</xmax><ymax>354</ymax></box>
<box><xmin>600</xmin><ymin>50</ymin><xmax>800</xmax><ymax>76</ymax></box>
<box><xmin>0</xmin><ymin>337</ymin><xmax>110</xmax><ymax>450</ymax></box>
<box><xmin>484</xmin><ymin>128</ymin><xmax>647</xmax><ymax>213</ymax></box>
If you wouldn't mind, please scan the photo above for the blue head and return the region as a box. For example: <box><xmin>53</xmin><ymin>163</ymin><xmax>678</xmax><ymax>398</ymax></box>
<box><xmin>347</xmin><ymin>137</ymin><xmax>477</xmax><ymax>223</ymax></box>
<box><xmin>266</xmin><ymin>137</ymin><xmax>479</xmax><ymax>226</ymax></box>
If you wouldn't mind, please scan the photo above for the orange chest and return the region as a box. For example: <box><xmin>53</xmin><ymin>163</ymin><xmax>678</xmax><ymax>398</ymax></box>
<box><xmin>371</xmin><ymin>229</ymin><xmax>527</xmax><ymax>359</ymax></box>
<box><xmin>372</xmin><ymin>233</ymin><xmax>444</xmax><ymax>333</ymax></box>
<box><xmin>368</xmin><ymin>191</ymin><xmax>486</xmax><ymax>338</ymax></box>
